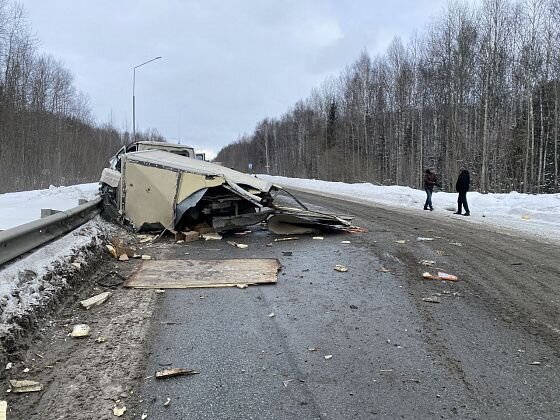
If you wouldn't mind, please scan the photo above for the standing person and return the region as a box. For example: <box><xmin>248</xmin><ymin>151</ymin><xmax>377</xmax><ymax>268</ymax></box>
<box><xmin>454</xmin><ymin>167</ymin><xmax>470</xmax><ymax>216</ymax></box>
<box><xmin>423</xmin><ymin>168</ymin><xmax>441</xmax><ymax>211</ymax></box>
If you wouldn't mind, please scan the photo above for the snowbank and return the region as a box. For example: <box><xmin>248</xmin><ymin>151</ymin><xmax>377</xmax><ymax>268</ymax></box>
<box><xmin>0</xmin><ymin>183</ymin><xmax>99</xmax><ymax>230</ymax></box>
<box><xmin>0</xmin><ymin>218</ymin><xmax>106</xmax><ymax>334</ymax></box>
<box><xmin>261</xmin><ymin>175</ymin><xmax>560</xmax><ymax>242</ymax></box>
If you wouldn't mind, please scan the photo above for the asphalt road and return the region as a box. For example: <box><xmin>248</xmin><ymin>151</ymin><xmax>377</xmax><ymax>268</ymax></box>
<box><xmin>137</xmin><ymin>191</ymin><xmax>560</xmax><ymax>419</ymax></box>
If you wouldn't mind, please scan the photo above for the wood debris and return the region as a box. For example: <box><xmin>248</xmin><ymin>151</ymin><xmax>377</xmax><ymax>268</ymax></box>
<box><xmin>155</xmin><ymin>368</ymin><xmax>200</xmax><ymax>379</ymax></box>
<box><xmin>9</xmin><ymin>379</ymin><xmax>43</xmax><ymax>393</ymax></box>
<box><xmin>80</xmin><ymin>291</ymin><xmax>111</xmax><ymax>310</ymax></box>
<box><xmin>0</xmin><ymin>401</ymin><xmax>6</xmax><ymax>420</ymax></box>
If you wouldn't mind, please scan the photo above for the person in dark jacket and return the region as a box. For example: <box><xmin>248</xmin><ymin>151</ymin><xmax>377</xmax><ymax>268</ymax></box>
<box><xmin>454</xmin><ymin>167</ymin><xmax>470</xmax><ymax>216</ymax></box>
<box><xmin>423</xmin><ymin>168</ymin><xmax>441</xmax><ymax>211</ymax></box>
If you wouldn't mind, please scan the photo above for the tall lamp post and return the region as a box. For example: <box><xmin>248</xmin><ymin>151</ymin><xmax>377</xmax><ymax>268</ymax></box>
<box><xmin>132</xmin><ymin>56</ymin><xmax>162</xmax><ymax>141</ymax></box>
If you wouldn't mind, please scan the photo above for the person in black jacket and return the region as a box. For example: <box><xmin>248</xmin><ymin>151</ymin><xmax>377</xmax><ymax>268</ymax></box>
<box><xmin>454</xmin><ymin>168</ymin><xmax>470</xmax><ymax>216</ymax></box>
<box><xmin>423</xmin><ymin>168</ymin><xmax>441</xmax><ymax>211</ymax></box>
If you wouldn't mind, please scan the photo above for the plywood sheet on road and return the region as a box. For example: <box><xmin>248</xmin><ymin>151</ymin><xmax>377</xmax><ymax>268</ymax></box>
<box><xmin>124</xmin><ymin>259</ymin><xmax>280</xmax><ymax>289</ymax></box>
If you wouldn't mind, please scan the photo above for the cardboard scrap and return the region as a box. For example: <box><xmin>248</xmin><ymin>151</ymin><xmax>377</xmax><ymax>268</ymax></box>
<box><xmin>9</xmin><ymin>380</ymin><xmax>43</xmax><ymax>393</ymax></box>
<box><xmin>155</xmin><ymin>368</ymin><xmax>199</xmax><ymax>379</ymax></box>
<box><xmin>80</xmin><ymin>291</ymin><xmax>111</xmax><ymax>310</ymax></box>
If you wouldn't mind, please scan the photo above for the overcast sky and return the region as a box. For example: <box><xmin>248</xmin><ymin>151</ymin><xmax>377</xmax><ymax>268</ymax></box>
<box><xmin>23</xmin><ymin>0</ymin><xmax>448</xmax><ymax>158</ymax></box>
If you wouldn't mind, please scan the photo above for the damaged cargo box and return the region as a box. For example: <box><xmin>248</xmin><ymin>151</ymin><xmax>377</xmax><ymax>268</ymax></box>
<box><xmin>100</xmin><ymin>142</ymin><xmax>354</xmax><ymax>233</ymax></box>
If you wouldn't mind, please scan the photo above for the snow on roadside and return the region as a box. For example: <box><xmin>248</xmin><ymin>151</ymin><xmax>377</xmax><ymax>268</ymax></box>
<box><xmin>261</xmin><ymin>175</ymin><xmax>560</xmax><ymax>242</ymax></box>
<box><xmin>0</xmin><ymin>218</ymin><xmax>106</xmax><ymax>333</ymax></box>
<box><xmin>0</xmin><ymin>183</ymin><xmax>99</xmax><ymax>230</ymax></box>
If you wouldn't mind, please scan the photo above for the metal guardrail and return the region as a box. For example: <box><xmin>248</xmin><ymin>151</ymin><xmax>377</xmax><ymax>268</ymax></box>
<box><xmin>0</xmin><ymin>197</ymin><xmax>103</xmax><ymax>266</ymax></box>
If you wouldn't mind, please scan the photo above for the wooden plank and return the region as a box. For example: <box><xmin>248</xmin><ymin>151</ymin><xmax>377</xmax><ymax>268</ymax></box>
<box><xmin>124</xmin><ymin>259</ymin><xmax>280</xmax><ymax>288</ymax></box>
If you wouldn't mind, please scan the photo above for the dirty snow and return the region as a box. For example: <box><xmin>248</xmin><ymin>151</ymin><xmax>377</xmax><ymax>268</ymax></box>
<box><xmin>0</xmin><ymin>218</ymin><xmax>105</xmax><ymax>332</ymax></box>
<box><xmin>0</xmin><ymin>183</ymin><xmax>98</xmax><ymax>230</ymax></box>
<box><xmin>261</xmin><ymin>175</ymin><xmax>560</xmax><ymax>243</ymax></box>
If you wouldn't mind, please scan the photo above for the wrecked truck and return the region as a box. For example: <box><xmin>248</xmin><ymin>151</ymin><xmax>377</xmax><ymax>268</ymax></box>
<box><xmin>99</xmin><ymin>141</ymin><xmax>353</xmax><ymax>234</ymax></box>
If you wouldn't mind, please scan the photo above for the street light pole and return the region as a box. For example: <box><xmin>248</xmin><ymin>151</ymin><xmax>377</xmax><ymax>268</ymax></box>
<box><xmin>132</xmin><ymin>56</ymin><xmax>162</xmax><ymax>141</ymax></box>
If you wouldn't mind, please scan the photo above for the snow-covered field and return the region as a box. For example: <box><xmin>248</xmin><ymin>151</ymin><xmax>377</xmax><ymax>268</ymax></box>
<box><xmin>261</xmin><ymin>175</ymin><xmax>560</xmax><ymax>243</ymax></box>
<box><xmin>0</xmin><ymin>183</ymin><xmax>99</xmax><ymax>230</ymax></box>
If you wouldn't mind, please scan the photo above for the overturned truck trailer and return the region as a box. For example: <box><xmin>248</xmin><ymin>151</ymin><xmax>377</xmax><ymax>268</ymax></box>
<box><xmin>100</xmin><ymin>144</ymin><xmax>353</xmax><ymax>233</ymax></box>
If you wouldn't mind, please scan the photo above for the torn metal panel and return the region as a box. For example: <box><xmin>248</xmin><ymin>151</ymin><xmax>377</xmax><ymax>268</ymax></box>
<box><xmin>124</xmin><ymin>259</ymin><xmax>280</xmax><ymax>288</ymax></box>
<box><xmin>267</xmin><ymin>214</ymin><xmax>318</xmax><ymax>235</ymax></box>
<box><xmin>122</xmin><ymin>161</ymin><xmax>179</xmax><ymax>230</ymax></box>
<box><xmin>267</xmin><ymin>207</ymin><xmax>353</xmax><ymax>234</ymax></box>
<box><xmin>212</xmin><ymin>210</ymin><xmax>273</xmax><ymax>230</ymax></box>
<box><xmin>125</xmin><ymin>150</ymin><xmax>272</xmax><ymax>192</ymax></box>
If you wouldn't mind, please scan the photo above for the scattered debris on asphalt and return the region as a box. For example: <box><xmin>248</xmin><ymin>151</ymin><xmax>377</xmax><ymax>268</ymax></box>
<box><xmin>227</xmin><ymin>241</ymin><xmax>248</xmax><ymax>249</ymax></box>
<box><xmin>163</xmin><ymin>398</ymin><xmax>171</xmax><ymax>407</ymax></box>
<box><xmin>283</xmin><ymin>379</ymin><xmax>295</xmax><ymax>387</ymax></box>
<box><xmin>529</xmin><ymin>361</ymin><xmax>542</xmax><ymax>366</ymax></box>
<box><xmin>112</xmin><ymin>405</ymin><xmax>126</xmax><ymax>417</ymax></box>
<box><xmin>436</xmin><ymin>250</ymin><xmax>451</xmax><ymax>256</ymax></box>
<box><xmin>70</xmin><ymin>324</ymin><xmax>91</xmax><ymax>338</ymax></box>
<box><xmin>274</xmin><ymin>237</ymin><xmax>298</xmax><ymax>242</ymax></box>
<box><xmin>71</xmin><ymin>262</ymin><xmax>82</xmax><ymax>269</ymax></box>
<box><xmin>324</xmin><ymin>355</ymin><xmax>333</xmax><ymax>360</ymax></box>
<box><xmin>234</xmin><ymin>230</ymin><xmax>252</xmax><ymax>237</ymax></box>
<box><xmin>377</xmin><ymin>267</ymin><xmax>392</xmax><ymax>273</ymax></box>
<box><xmin>118</xmin><ymin>254</ymin><xmax>129</xmax><ymax>261</ymax></box>
<box><xmin>450</xmin><ymin>242</ymin><xmax>463</xmax><ymax>247</ymax></box>
<box><xmin>422</xmin><ymin>296</ymin><xmax>441</xmax><ymax>304</ymax></box>
<box><xmin>141</xmin><ymin>412</ymin><xmax>148</xmax><ymax>419</ymax></box>
<box><xmin>202</xmin><ymin>233</ymin><xmax>222</xmax><ymax>241</ymax></box>
<box><xmin>155</xmin><ymin>368</ymin><xmax>200</xmax><ymax>379</ymax></box>
<box><xmin>418</xmin><ymin>260</ymin><xmax>436</xmax><ymax>266</ymax></box>
<box><xmin>395</xmin><ymin>240</ymin><xmax>406</xmax><ymax>244</ymax></box>
<box><xmin>141</xmin><ymin>255</ymin><xmax>152</xmax><ymax>260</ymax></box>
<box><xmin>236</xmin><ymin>284</ymin><xmax>248</xmax><ymax>289</ymax></box>
<box><xmin>9</xmin><ymin>379</ymin><xmax>43</xmax><ymax>393</ymax></box>
<box><xmin>308</xmin><ymin>347</ymin><xmax>320</xmax><ymax>352</ymax></box>
<box><xmin>341</xmin><ymin>240</ymin><xmax>351</xmax><ymax>244</ymax></box>
<box><xmin>312</xmin><ymin>236</ymin><xmax>324</xmax><ymax>240</ymax></box>
<box><xmin>268</xmin><ymin>313</ymin><xmax>275</xmax><ymax>318</ymax></box>
<box><xmin>5</xmin><ymin>363</ymin><xmax>12</xmax><ymax>370</ymax></box>
<box><xmin>416</xmin><ymin>237</ymin><xmax>434</xmax><ymax>241</ymax></box>
<box><xmin>334</xmin><ymin>264</ymin><xmax>348</xmax><ymax>272</ymax></box>
<box><xmin>422</xmin><ymin>272</ymin><xmax>459</xmax><ymax>282</ymax></box>
<box><xmin>80</xmin><ymin>291</ymin><xmax>112</xmax><ymax>310</ymax></box>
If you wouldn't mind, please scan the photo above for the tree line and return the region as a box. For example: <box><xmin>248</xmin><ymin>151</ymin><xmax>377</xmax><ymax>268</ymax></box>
<box><xmin>217</xmin><ymin>0</ymin><xmax>560</xmax><ymax>194</ymax></box>
<box><xmin>0</xmin><ymin>0</ymin><xmax>163</xmax><ymax>193</ymax></box>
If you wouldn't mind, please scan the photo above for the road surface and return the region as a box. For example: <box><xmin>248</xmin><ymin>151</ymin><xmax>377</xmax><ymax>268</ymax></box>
<box><xmin>135</xmin><ymin>191</ymin><xmax>560</xmax><ymax>419</ymax></box>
